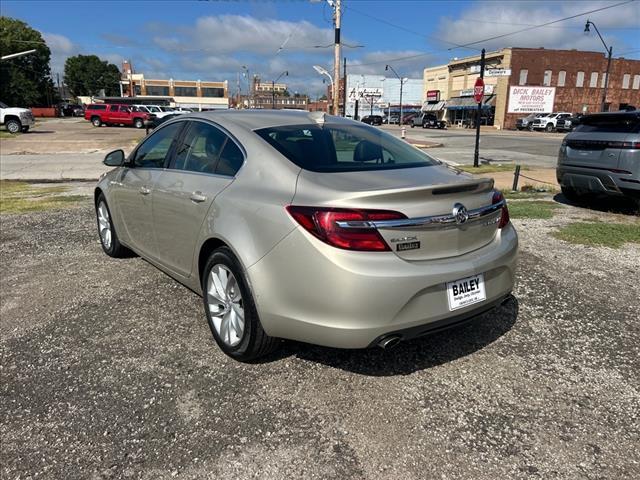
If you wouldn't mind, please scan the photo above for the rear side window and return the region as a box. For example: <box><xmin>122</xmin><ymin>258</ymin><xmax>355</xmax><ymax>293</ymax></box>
<box><xmin>172</xmin><ymin>122</ymin><xmax>227</xmax><ymax>174</ymax></box>
<box><xmin>574</xmin><ymin>114</ymin><xmax>640</xmax><ymax>134</ymax></box>
<box><xmin>256</xmin><ymin>123</ymin><xmax>439</xmax><ymax>172</ymax></box>
<box><xmin>216</xmin><ymin>140</ymin><xmax>244</xmax><ymax>176</ymax></box>
<box><xmin>88</xmin><ymin>104</ymin><xmax>106</xmax><ymax>111</ymax></box>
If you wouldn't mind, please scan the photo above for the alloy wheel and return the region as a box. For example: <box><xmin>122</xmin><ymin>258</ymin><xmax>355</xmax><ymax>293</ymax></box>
<box><xmin>207</xmin><ymin>265</ymin><xmax>245</xmax><ymax>347</ymax></box>
<box><xmin>97</xmin><ymin>202</ymin><xmax>112</xmax><ymax>249</ymax></box>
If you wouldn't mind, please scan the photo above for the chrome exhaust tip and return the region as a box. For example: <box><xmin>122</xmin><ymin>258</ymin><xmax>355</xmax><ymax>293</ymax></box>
<box><xmin>377</xmin><ymin>335</ymin><xmax>402</xmax><ymax>350</ymax></box>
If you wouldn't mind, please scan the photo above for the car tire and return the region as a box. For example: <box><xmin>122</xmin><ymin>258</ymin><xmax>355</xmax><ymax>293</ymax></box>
<box><xmin>546</xmin><ymin>123</ymin><xmax>554</xmax><ymax>132</ymax></box>
<box><xmin>411</xmin><ymin>124</ymin><xmax>415</xmax><ymax>128</ymax></box>
<box><xmin>5</xmin><ymin>118</ymin><xmax>21</xmax><ymax>134</ymax></box>
<box><xmin>561</xmin><ymin>186</ymin><xmax>581</xmax><ymax>202</ymax></box>
<box><xmin>134</xmin><ymin>118</ymin><xmax>144</xmax><ymax>129</ymax></box>
<box><xmin>91</xmin><ymin>116</ymin><xmax>102</xmax><ymax>127</ymax></box>
<box><xmin>21</xmin><ymin>126</ymin><xmax>30</xmax><ymax>133</ymax></box>
<box><xmin>95</xmin><ymin>194</ymin><xmax>130</xmax><ymax>258</ymax></box>
<box><xmin>202</xmin><ymin>247</ymin><xmax>279</xmax><ymax>362</ymax></box>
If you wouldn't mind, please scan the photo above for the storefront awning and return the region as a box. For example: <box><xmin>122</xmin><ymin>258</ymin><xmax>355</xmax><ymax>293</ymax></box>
<box><xmin>422</xmin><ymin>100</ymin><xmax>446</xmax><ymax>111</ymax></box>
<box><xmin>446</xmin><ymin>95</ymin><xmax>494</xmax><ymax>110</ymax></box>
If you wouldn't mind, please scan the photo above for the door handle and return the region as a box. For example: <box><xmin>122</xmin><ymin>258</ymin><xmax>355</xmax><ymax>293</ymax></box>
<box><xmin>190</xmin><ymin>191</ymin><xmax>207</xmax><ymax>203</ymax></box>
<box><xmin>139</xmin><ymin>186</ymin><xmax>151</xmax><ymax>195</ymax></box>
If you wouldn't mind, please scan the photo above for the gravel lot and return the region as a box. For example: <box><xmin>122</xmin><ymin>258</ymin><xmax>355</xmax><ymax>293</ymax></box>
<box><xmin>1</xmin><ymin>197</ymin><xmax>639</xmax><ymax>479</ymax></box>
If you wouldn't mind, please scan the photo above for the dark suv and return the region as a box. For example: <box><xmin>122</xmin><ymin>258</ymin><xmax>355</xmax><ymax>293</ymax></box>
<box><xmin>361</xmin><ymin>115</ymin><xmax>383</xmax><ymax>126</ymax></box>
<box><xmin>557</xmin><ymin>111</ymin><xmax>640</xmax><ymax>208</ymax></box>
<box><xmin>411</xmin><ymin>112</ymin><xmax>446</xmax><ymax>129</ymax></box>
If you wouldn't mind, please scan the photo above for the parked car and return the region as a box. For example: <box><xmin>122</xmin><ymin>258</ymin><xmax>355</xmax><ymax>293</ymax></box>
<box><xmin>555</xmin><ymin>114</ymin><xmax>583</xmax><ymax>132</ymax></box>
<box><xmin>516</xmin><ymin>113</ymin><xmax>549</xmax><ymax>131</ymax></box>
<box><xmin>387</xmin><ymin>112</ymin><xmax>415</xmax><ymax>125</ymax></box>
<box><xmin>95</xmin><ymin>111</ymin><xmax>517</xmax><ymax>361</ymax></box>
<box><xmin>147</xmin><ymin>113</ymin><xmax>183</xmax><ymax>130</ymax></box>
<box><xmin>411</xmin><ymin>112</ymin><xmax>446</xmax><ymax>129</ymax></box>
<box><xmin>557</xmin><ymin>111</ymin><xmax>640</xmax><ymax>209</ymax></box>
<box><xmin>85</xmin><ymin>104</ymin><xmax>152</xmax><ymax>128</ymax></box>
<box><xmin>133</xmin><ymin>104</ymin><xmax>177</xmax><ymax>119</ymax></box>
<box><xmin>531</xmin><ymin>112</ymin><xmax>572</xmax><ymax>132</ymax></box>
<box><xmin>361</xmin><ymin>115</ymin><xmax>383</xmax><ymax>126</ymax></box>
<box><xmin>0</xmin><ymin>101</ymin><xmax>35</xmax><ymax>133</ymax></box>
<box><xmin>60</xmin><ymin>103</ymin><xmax>84</xmax><ymax>117</ymax></box>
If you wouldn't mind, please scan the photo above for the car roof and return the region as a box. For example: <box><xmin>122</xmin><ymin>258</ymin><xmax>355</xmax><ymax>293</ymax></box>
<box><xmin>183</xmin><ymin>110</ymin><xmax>353</xmax><ymax>130</ymax></box>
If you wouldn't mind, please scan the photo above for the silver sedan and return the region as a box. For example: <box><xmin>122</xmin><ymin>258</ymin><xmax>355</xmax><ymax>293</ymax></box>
<box><xmin>95</xmin><ymin>110</ymin><xmax>518</xmax><ymax>361</ymax></box>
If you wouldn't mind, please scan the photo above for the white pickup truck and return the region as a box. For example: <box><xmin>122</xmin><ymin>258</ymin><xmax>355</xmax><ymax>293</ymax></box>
<box><xmin>530</xmin><ymin>112</ymin><xmax>572</xmax><ymax>132</ymax></box>
<box><xmin>0</xmin><ymin>101</ymin><xmax>35</xmax><ymax>133</ymax></box>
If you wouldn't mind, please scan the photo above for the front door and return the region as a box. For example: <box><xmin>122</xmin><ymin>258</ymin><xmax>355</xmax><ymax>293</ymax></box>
<box><xmin>153</xmin><ymin>120</ymin><xmax>244</xmax><ymax>277</ymax></box>
<box><xmin>113</xmin><ymin>121</ymin><xmax>184</xmax><ymax>258</ymax></box>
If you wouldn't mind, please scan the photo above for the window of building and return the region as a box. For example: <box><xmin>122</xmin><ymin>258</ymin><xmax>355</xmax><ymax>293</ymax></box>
<box><xmin>589</xmin><ymin>72</ymin><xmax>598</xmax><ymax>88</ymax></box>
<box><xmin>174</xmin><ymin>86</ymin><xmax>197</xmax><ymax>97</ymax></box>
<box><xmin>518</xmin><ymin>69</ymin><xmax>528</xmax><ymax>85</ymax></box>
<box><xmin>543</xmin><ymin>70</ymin><xmax>552</xmax><ymax>86</ymax></box>
<box><xmin>134</xmin><ymin>85</ymin><xmax>142</xmax><ymax>96</ymax></box>
<box><xmin>576</xmin><ymin>71</ymin><xmax>585</xmax><ymax>87</ymax></box>
<box><xmin>634</xmin><ymin>75</ymin><xmax>640</xmax><ymax>89</ymax></box>
<box><xmin>202</xmin><ymin>87</ymin><xmax>224</xmax><ymax>98</ymax></box>
<box><xmin>622</xmin><ymin>74</ymin><xmax>631</xmax><ymax>89</ymax></box>
<box><xmin>145</xmin><ymin>85</ymin><xmax>170</xmax><ymax>96</ymax></box>
<box><xmin>601</xmin><ymin>73</ymin><xmax>607</xmax><ymax>88</ymax></box>
<box><xmin>558</xmin><ymin>71</ymin><xmax>566</xmax><ymax>87</ymax></box>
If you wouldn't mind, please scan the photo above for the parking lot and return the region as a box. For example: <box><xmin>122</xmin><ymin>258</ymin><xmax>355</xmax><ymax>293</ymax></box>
<box><xmin>1</xmin><ymin>186</ymin><xmax>639</xmax><ymax>478</ymax></box>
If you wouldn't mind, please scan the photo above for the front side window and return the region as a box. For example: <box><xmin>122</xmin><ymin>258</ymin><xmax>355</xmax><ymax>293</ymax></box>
<box><xmin>172</xmin><ymin>122</ymin><xmax>228</xmax><ymax>174</ymax></box>
<box><xmin>256</xmin><ymin>123</ymin><xmax>439</xmax><ymax>173</ymax></box>
<box><xmin>133</xmin><ymin>122</ymin><xmax>183</xmax><ymax>168</ymax></box>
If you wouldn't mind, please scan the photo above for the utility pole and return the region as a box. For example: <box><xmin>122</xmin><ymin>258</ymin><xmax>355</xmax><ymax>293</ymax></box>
<box><xmin>56</xmin><ymin>73</ymin><xmax>63</xmax><ymax>101</ymax></box>
<box><xmin>473</xmin><ymin>48</ymin><xmax>486</xmax><ymax>168</ymax></box>
<box><xmin>342</xmin><ymin>57</ymin><xmax>347</xmax><ymax>116</ymax></box>
<box><xmin>332</xmin><ymin>0</ymin><xmax>341</xmax><ymax>116</ymax></box>
<box><xmin>585</xmin><ymin>20</ymin><xmax>613</xmax><ymax>112</ymax></box>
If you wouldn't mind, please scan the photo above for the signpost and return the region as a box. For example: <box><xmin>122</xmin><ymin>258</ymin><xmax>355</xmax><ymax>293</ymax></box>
<box><xmin>473</xmin><ymin>49</ymin><xmax>486</xmax><ymax>168</ymax></box>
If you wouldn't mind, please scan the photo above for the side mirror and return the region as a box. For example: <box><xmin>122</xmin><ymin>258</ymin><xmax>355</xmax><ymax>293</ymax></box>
<box><xmin>103</xmin><ymin>149</ymin><xmax>125</xmax><ymax>167</ymax></box>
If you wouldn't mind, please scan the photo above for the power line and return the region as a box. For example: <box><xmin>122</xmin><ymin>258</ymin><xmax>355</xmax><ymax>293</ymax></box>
<box><xmin>452</xmin><ymin>0</ymin><xmax>636</xmax><ymax>49</ymax></box>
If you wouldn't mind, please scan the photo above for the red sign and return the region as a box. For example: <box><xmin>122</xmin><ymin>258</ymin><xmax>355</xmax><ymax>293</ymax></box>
<box><xmin>426</xmin><ymin>90</ymin><xmax>440</xmax><ymax>102</ymax></box>
<box><xmin>473</xmin><ymin>78</ymin><xmax>485</xmax><ymax>103</ymax></box>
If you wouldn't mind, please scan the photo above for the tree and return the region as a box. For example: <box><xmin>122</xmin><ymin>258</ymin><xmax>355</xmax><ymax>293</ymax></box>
<box><xmin>64</xmin><ymin>55</ymin><xmax>121</xmax><ymax>97</ymax></box>
<box><xmin>0</xmin><ymin>16</ymin><xmax>56</xmax><ymax>106</ymax></box>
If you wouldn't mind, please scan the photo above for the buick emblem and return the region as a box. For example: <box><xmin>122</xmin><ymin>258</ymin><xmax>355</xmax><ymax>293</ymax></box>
<box><xmin>452</xmin><ymin>203</ymin><xmax>469</xmax><ymax>224</ymax></box>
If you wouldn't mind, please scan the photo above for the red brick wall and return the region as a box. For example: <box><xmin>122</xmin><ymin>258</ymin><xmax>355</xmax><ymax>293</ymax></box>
<box><xmin>503</xmin><ymin>48</ymin><xmax>640</xmax><ymax>129</ymax></box>
<box><xmin>30</xmin><ymin>107</ymin><xmax>58</xmax><ymax>117</ymax></box>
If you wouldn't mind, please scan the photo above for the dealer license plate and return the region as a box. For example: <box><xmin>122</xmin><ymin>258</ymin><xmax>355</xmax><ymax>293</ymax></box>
<box><xmin>446</xmin><ymin>274</ymin><xmax>486</xmax><ymax>311</ymax></box>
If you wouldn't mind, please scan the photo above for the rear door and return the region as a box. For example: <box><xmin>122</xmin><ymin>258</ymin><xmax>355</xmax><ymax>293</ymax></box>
<box><xmin>152</xmin><ymin>120</ymin><xmax>243</xmax><ymax>277</ymax></box>
<box><xmin>111</xmin><ymin>121</ymin><xmax>184</xmax><ymax>258</ymax></box>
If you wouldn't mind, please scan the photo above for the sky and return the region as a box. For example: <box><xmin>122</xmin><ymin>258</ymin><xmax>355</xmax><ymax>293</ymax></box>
<box><xmin>2</xmin><ymin>0</ymin><xmax>639</xmax><ymax>96</ymax></box>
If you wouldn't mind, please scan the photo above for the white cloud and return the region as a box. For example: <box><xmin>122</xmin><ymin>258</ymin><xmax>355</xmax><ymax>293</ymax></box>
<box><xmin>436</xmin><ymin>0</ymin><xmax>640</xmax><ymax>55</ymax></box>
<box><xmin>41</xmin><ymin>32</ymin><xmax>79</xmax><ymax>76</ymax></box>
<box><xmin>348</xmin><ymin>50</ymin><xmax>433</xmax><ymax>78</ymax></box>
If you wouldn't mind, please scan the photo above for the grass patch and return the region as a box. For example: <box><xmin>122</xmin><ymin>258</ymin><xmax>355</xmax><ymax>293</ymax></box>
<box><xmin>458</xmin><ymin>164</ymin><xmax>526</xmax><ymax>174</ymax></box>
<box><xmin>553</xmin><ymin>221</ymin><xmax>640</xmax><ymax>248</ymax></box>
<box><xmin>508</xmin><ymin>200</ymin><xmax>560</xmax><ymax>219</ymax></box>
<box><xmin>0</xmin><ymin>180</ymin><xmax>88</xmax><ymax>214</ymax></box>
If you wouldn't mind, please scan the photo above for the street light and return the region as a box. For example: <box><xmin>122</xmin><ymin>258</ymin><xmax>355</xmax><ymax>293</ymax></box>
<box><xmin>272</xmin><ymin>71</ymin><xmax>288</xmax><ymax>109</ymax></box>
<box><xmin>584</xmin><ymin>19</ymin><xmax>613</xmax><ymax>112</ymax></box>
<box><xmin>313</xmin><ymin>65</ymin><xmax>334</xmax><ymax>114</ymax></box>
<box><xmin>1</xmin><ymin>49</ymin><xmax>36</xmax><ymax>61</ymax></box>
<box><xmin>385</xmin><ymin>65</ymin><xmax>404</xmax><ymax>126</ymax></box>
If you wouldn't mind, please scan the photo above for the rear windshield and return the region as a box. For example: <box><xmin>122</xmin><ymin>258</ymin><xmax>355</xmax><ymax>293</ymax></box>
<box><xmin>574</xmin><ymin>114</ymin><xmax>640</xmax><ymax>134</ymax></box>
<box><xmin>255</xmin><ymin>123</ymin><xmax>439</xmax><ymax>172</ymax></box>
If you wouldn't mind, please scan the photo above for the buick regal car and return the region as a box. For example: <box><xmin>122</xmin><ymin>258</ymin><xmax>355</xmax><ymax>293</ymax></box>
<box><xmin>95</xmin><ymin>111</ymin><xmax>518</xmax><ymax>361</ymax></box>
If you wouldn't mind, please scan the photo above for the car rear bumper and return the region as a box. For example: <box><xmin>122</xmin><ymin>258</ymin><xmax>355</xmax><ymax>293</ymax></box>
<box><xmin>248</xmin><ymin>223</ymin><xmax>518</xmax><ymax>349</ymax></box>
<box><xmin>557</xmin><ymin>164</ymin><xmax>640</xmax><ymax>196</ymax></box>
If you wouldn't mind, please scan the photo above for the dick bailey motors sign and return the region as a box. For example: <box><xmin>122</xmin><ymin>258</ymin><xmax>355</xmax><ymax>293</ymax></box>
<box><xmin>508</xmin><ymin>86</ymin><xmax>556</xmax><ymax>113</ymax></box>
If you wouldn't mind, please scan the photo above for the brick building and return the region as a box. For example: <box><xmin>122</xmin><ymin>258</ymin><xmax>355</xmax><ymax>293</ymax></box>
<box><xmin>503</xmin><ymin>48</ymin><xmax>640</xmax><ymax>129</ymax></box>
<box><xmin>423</xmin><ymin>48</ymin><xmax>640</xmax><ymax>129</ymax></box>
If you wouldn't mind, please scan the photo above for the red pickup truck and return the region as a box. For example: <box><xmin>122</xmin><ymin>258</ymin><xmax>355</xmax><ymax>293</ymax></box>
<box><xmin>84</xmin><ymin>103</ymin><xmax>152</xmax><ymax>128</ymax></box>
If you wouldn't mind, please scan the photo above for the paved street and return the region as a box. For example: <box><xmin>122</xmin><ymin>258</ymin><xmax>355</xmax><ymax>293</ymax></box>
<box><xmin>382</xmin><ymin>125</ymin><xmax>565</xmax><ymax>168</ymax></box>
<box><xmin>1</xmin><ymin>201</ymin><xmax>638</xmax><ymax>479</ymax></box>
<box><xmin>0</xmin><ymin>120</ymin><xmax>565</xmax><ymax>181</ymax></box>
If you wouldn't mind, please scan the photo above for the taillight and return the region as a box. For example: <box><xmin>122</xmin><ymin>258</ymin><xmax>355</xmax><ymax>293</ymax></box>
<box><xmin>492</xmin><ymin>191</ymin><xmax>509</xmax><ymax>228</ymax></box>
<box><xmin>286</xmin><ymin>206</ymin><xmax>406</xmax><ymax>251</ymax></box>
